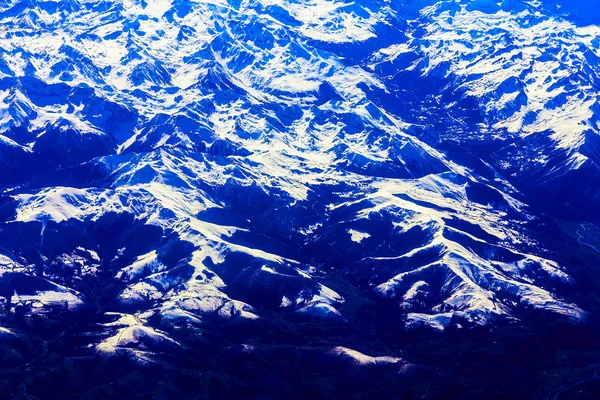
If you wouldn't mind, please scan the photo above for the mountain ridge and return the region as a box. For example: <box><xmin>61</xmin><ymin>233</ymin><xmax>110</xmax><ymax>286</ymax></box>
<box><xmin>1</xmin><ymin>0</ymin><xmax>600</xmax><ymax>398</ymax></box>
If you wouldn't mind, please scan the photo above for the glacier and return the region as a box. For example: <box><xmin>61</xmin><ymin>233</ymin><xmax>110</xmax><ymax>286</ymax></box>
<box><xmin>1</xmin><ymin>0</ymin><xmax>600</xmax><ymax>399</ymax></box>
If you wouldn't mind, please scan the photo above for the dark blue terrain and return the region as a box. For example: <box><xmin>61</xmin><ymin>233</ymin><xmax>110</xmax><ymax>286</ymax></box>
<box><xmin>0</xmin><ymin>0</ymin><xmax>600</xmax><ymax>399</ymax></box>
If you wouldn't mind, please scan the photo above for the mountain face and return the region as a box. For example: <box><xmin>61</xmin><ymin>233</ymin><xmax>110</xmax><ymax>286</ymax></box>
<box><xmin>1</xmin><ymin>0</ymin><xmax>600</xmax><ymax>398</ymax></box>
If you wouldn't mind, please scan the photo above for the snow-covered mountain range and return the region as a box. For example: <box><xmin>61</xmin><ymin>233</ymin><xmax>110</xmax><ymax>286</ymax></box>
<box><xmin>1</xmin><ymin>0</ymin><xmax>600</xmax><ymax>398</ymax></box>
